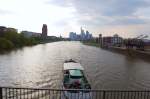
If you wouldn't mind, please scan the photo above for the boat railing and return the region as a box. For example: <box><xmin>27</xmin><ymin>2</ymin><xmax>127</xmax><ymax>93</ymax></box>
<box><xmin>0</xmin><ymin>86</ymin><xmax>150</xmax><ymax>99</ymax></box>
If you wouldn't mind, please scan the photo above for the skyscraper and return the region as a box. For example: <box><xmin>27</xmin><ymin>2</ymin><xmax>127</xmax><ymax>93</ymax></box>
<box><xmin>80</xmin><ymin>27</ymin><xmax>85</xmax><ymax>40</ymax></box>
<box><xmin>42</xmin><ymin>24</ymin><xmax>47</xmax><ymax>38</ymax></box>
<box><xmin>69</xmin><ymin>27</ymin><xmax>93</xmax><ymax>41</ymax></box>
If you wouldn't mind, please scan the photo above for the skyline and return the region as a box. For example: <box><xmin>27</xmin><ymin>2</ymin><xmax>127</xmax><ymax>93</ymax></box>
<box><xmin>0</xmin><ymin>0</ymin><xmax>150</xmax><ymax>38</ymax></box>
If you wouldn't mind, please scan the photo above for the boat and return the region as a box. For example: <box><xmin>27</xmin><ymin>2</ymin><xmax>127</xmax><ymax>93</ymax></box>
<box><xmin>62</xmin><ymin>59</ymin><xmax>92</xmax><ymax>99</ymax></box>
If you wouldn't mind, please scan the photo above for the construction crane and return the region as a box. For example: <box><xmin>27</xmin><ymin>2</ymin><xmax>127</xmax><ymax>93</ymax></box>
<box><xmin>131</xmin><ymin>34</ymin><xmax>149</xmax><ymax>51</ymax></box>
<box><xmin>135</xmin><ymin>34</ymin><xmax>148</xmax><ymax>39</ymax></box>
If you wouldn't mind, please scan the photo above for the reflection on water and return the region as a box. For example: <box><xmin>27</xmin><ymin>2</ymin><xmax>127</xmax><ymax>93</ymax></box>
<box><xmin>0</xmin><ymin>41</ymin><xmax>150</xmax><ymax>90</ymax></box>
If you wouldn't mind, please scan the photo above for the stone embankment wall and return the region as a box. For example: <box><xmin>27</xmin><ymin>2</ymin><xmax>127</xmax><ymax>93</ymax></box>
<box><xmin>102</xmin><ymin>46</ymin><xmax>150</xmax><ymax>61</ymax></box>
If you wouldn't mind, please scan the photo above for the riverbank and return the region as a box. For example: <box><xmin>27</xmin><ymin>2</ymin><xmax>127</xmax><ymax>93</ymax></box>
<box><xmin>82</xmin><ymin>42</ymin><xmax>150</xmax><ymax>61</ymax></box>
<box><xmin>0</xmin><ymin>40</ymin><xmax>63</xmax><ymax>54</ymax></box>
<box><xmin>82</xmin><ymin>42</ymin><xmax>101</xmax><ymax>47</ymax></box>
<box><xmin>109</xmin><ymin>46</ymin><xmax>150</xmax><ymax>57</ymax></box>
<box><xmin>0</xmin><ymin>28</ymin><xmax>68</xmax><ymax>53</ymax></box>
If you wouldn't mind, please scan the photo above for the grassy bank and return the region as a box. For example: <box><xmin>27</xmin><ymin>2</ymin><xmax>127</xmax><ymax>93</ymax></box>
<box><xmin>82</xmin><ymin>41</ymin><xmax>101</xmax><ymax>47</ymax></box>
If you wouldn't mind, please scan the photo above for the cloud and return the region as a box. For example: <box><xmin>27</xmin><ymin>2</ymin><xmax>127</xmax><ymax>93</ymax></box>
<box><xmin>45</xmin><ymin>0</ymin><xmax>72</xmax><ymax>7</ymax></box>
<box><xmin>48</xmin><ymin>0</ymin><xmax>150</xmax><ymax>16</ymax></box>
<box><xmin>109</xmin><ymin>16</ymin><xmax>148</xmax><ymax>25</ymax></box>
<box><xmin>98</xmin><ymin>0</ymin><xmax>150</xmax><ymax>16</ymax></box>
<box><xmin>1</xmin><ymin>0</ymin><xmax>150</xmax><ymax>37</ymax></box>
<box><xmin>0</xmin><ymin>9</ymin><xmax>12</xmax><ymax>15</ymax></box>
<box><xmin>48</xmin><ymin>0</ymin><xmax>150</xmax><ymax>26</ymax></box>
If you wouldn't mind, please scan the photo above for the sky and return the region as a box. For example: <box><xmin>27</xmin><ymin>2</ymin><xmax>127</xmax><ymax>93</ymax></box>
<box><xmin>0</xmin><ymin>0</ymin><xmax>150</xmax><ymax>38</ymax></box>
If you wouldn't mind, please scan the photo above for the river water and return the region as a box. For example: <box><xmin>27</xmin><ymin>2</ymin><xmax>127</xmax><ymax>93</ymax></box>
<box><xmin>0</xmin><ymin>41</ymin><xmax>150</xmax><ymax>90</ymax></box>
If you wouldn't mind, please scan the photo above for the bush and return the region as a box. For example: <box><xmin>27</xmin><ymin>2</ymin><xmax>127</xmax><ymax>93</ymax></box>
<box><xmin>0</xmin><ymin>38</ymin><xmax>14</xmax><ymax>50</ymax></box>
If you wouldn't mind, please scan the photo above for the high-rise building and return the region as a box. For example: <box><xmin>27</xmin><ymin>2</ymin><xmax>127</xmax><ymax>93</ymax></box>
<box><xmin>42</xmin><ymin>24</ymin><xmax>47</xmax><ymax>38</ymax></box>
<box><xmin>69</xmin><ymin>27</ymin><xmax>93</xmax><ymax>41</ymax></box>
<box><xmin>86</xmin><ymin>31</ymin><xmax>90</xmax><ymax>39</ymax></box>
<box><xmin>69</xmin><ymin>32</ymin><xmax>77</xmax><ymax>41</ymax></box>
<box><xmin>80</xmin><ymin>27</ymin><xmax>86</xmax><ymax>40</ymax></box>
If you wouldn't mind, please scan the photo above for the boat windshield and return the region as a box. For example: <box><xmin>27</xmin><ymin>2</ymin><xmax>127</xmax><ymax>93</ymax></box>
<box><xmin>69</xmin><ymin>69</ymin><xmax>83</xmax><ymax>77</ymax></box>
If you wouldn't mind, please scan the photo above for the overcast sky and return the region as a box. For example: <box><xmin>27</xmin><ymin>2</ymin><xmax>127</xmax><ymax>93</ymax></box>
<box><xmin>0</xmin><ymin>0</ymin><xmax>150</xmax><ymax>38</ymax></box>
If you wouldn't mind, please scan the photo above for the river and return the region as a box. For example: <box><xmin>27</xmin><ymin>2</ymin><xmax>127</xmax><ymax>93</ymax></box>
<box><xmin>0</xmin><ymin>41</ymin><xmax>150</xmax><ymax>90</ymax></box>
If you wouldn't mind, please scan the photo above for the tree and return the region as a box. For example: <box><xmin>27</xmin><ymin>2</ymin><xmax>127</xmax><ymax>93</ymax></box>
<box><xmin>0</xmin><ymin>37</ymin><xmax>14</xmax><ymax>50</ymax></box>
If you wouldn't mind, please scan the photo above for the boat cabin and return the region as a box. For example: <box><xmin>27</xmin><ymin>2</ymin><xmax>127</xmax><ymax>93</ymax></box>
<box><xmin>63</xmin><ymin>62</ymin><xmax>90</xmax><ymax>89</ymax></box>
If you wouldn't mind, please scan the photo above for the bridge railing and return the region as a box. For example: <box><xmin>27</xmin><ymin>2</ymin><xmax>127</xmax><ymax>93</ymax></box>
<box><xmin>0</xmin><ymin>87</ymin><xmax>150</xmax><ymax>99</ymax></box>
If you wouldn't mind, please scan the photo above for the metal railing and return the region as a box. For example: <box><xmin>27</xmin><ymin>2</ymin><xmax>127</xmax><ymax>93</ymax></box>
<box><xmin>0</xmin><ymin>87</ymin><xmax>150</xmax><ymax>99</ymax></box>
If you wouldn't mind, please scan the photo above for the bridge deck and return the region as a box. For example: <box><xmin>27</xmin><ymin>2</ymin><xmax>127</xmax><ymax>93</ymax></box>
<box><xmin>0</xmin><ymin>87</ymin><xmax>150</xmax><ymax>99</ymax></box>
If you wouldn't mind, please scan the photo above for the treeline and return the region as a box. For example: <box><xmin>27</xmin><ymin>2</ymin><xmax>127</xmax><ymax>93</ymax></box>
<box><xmin>0</xmin><ymin>31</ymin><xmax>69</xmax><ymax>52</ymax></box>
<box><xmin>0</xmin><ymin>31</ymin><xmax>39</xmax><ymax>51</ymax></box>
